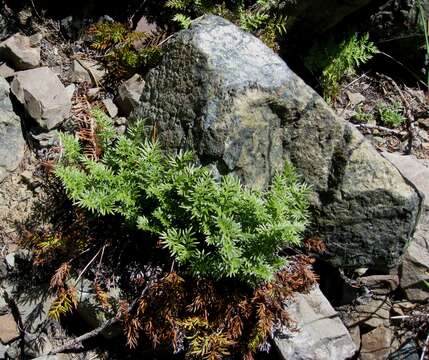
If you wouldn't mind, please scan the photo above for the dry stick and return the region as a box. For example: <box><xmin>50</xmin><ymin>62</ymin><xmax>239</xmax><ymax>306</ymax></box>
<box><xmin>74</xmin><ymin>247</ymin><xmax>104</xmax><ymax>286</ymax></box>
<box><xmin>47</xmin><ymin>285</ymin><xmax>149</xmax><ymax>355</ymax></box>
<box><xmin>353</xmin><ymin>123</ymin><xmax>403</xmax><ymax>135</ymax></box>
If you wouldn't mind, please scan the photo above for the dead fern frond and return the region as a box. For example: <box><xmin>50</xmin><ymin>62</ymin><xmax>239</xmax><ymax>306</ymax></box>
<box><xmin>94</xmin><ymin>282</ymin><xmax>111</xmax><ymax>310</ymax></box>
<box><xmin>50</xmin><ymin>262</ymin><xmax>71</xmax><ymax>289</ymax></box>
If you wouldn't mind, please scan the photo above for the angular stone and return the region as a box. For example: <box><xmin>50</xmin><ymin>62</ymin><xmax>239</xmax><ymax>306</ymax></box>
<box><xmin>0</xmin><ymin>77</ymin><xmax>25</xmax><ymax>182</ymax></box>
<box><xmin>400</xmin><ymin>226</ymin><xmax>429</xmax><ymax>302</ymax></box>
<box><xmin>0</xmin><ymin>314</ymin><xmax>19</xmax><ymax>344</ymax></box>
<box><xmin>358</xmin><ymin>275</ymin><xmax>399</xmax><ymax>295</ymax></box>
<box><xmin>354</xmin><ymin>298</ymin><xmax>391</xmax><ymax>329</ymax></box>
<box><xmin>360</xmin><ymin>326</ymin><xmax>392</xmax><ymax>360</ymax></box>
<box><xmin>382</xmin><ymin>152</ymin><xmax>429</xmax><ymax>302</ymax></box>
<box><xmin>102</xmin><ymin>98</ymin><xmax>118</xmax><ymax>118</ymax></box>
<box><xmin>11</xmin><ymin>67</ymin><xmax>71</xmax><ymax>130</ymax></box>
<box><xmin>346</xmin><ymin>91</ymin><xmax>365</xmax><ymax>106</ymax></box>
<box><xmin>70</xmin><ymin>59</ymin><xmax>105</xmax><ymax>86</ymax></box>
<box><xmin>116</xmin><ymin>74</ymin><xmax>145</xmax><ymax>115</ymax></box>
<box><xmin>65</xmin><ymin>84</ymin><xmax>75</xmax><ymax>101</ymax></box>
<box><xmin>0</xmin><ymin>33</ymin><xmax>40</xmax><ymax>70</ymax></box>
<box><xmin>274</xmin><ymin>286</ymin><xmax>356</xmax><ymax>360</ymax></box>
<box><xmin>0</xmin><ymin>63</ymin><xmax>14</xmax><ymax>79</ymax></box>
<box><xmin>134</xmin><ymin>15</ymin><xmax>422</xmax><ymax>270</ymax></box>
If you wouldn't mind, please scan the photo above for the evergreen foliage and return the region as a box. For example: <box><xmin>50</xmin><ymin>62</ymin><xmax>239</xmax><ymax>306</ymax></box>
<box><xmin>55</xmin><ymin>110</ymin><xmax>310</xmax><ymax>286</ymax></box>
<box><xmin>305</xmin><ymin>33</ymin><xmax>378</xmax><ymax>101</ymax></box>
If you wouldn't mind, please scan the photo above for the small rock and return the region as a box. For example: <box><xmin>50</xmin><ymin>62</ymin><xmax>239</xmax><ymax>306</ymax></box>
<box><xmin>70</xmin><ymin>59</ymin><xmax>105</xmax><ymax>86</ymax></box>
<box><xmin>358</xmin><ymin>275</ymin><xmax>399</xmax><ymax>295</ymax></box>
<box><xmin>116</xmin><ymin>74</ymin><xmax>145</xmax><ymax>115</ymax></box>
<box><xmin>17</xmin><ymin>9</ymin><xmax>32</xmax><ymax>26</ymax></box>
<box><xmin>0</xmin><ymin>63</ymin><xmax>14</xmax><ymax>79</ymax></box>
<box><xmin>355</xmin><ymin>297</ymin><xmax>391</xmax><ymax>328</ymax></box>
<box><xmin>0</xmin><ymin>33</ymin><xmax>40</xmax><ymax>70</ymax></box>
<box><xmin>273</xmin><ymin>286</ymin><xmax>356</xmax><ymax>360</ymax></box>
<box><xmin>400</xmin><ymin>232</ymin><xmax>429</xmax><ymax>302</ymax></box>
<box><xmin>29</xmin><ymin>33</ymin><xmax>43</xmax><ymax>47</ymax></box>
<box><xmin>0</xmin><ymin>314</ymin><xmax>19</xmax><ymax>344</ymax></box>
<box><xmin>346</xmin><ymin>91</ymin><xmax>365</xmax><ymax>106</ymax></box>
<box><xmin>65</xmin><ymin>84</ymin><xmax>76</xmax><ymax>101</ymax></box>
<box><xmin>5</xmin><ymin>341</ymin><xmax>18</xmax><ymax>359</ymax></box>
<box><xmin>0</xmin><ymin>343</ymin><xmax>8</xmax><ymax>359</ymax></box>
<box><xmin>418</xmin><ymin>117</ymin><xmax>429</xmax><ymax>130</ymax></box>
<box><xmin>31</xmin><ymin>130</ymin><xmax>60</xmax><ymax>148</ymax></box>
<box><xmin>11</xmin><ymin>67</ymin><xmax>71</xmax><ymax>130</ymax></box>
<box><xmin>114</xmin><ymin>117</ymin><xmax>127</xmax><ymax>126</ymax></box>
<box><xmin>4</xmin><ymin>254</ymin><xmax>14</xmax><ymax>269</ymax></box>
<box><xmin>70</xmin><ymin>59</ymin><xmax>91</xmax><ymax>83</ymax></box>
<box><xmin>102</xmin><ymin>98</ymin><xmax>118</xmax><ymax>118</ymax></box>
<box><xmin>87</xmin><ymin>87</ymin><xmax>100</xmax><ymax>99</ymax></box>
<box><xmin>360</xmin><ymin>326</ymin><xmax>392</xmax><ymax>360</ymax></box>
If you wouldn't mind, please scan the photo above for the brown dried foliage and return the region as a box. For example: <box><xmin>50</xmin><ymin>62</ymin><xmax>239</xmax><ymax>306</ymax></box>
<box><xmin>119</xmin><ymin>255</ymin><xmax>318</xmax><ymax>359</ymax></box>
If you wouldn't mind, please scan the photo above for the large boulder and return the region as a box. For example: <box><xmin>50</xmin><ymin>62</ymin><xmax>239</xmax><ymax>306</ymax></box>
<box><xmin>273</xmin><ymin>286</ymin><xmax>357</xmax><ymax>360</ymax></box>
<box><xmin>0</xmin><ymin>76</ymin><xmax>25</xmax><ymax>182</ymax></box>
<box><xmin>133</xmin><ymin>15</ymin><xmax>422</xmax><ymax>270</ymax></box>
<box><xmin>11</xmin><ymin>67</ymin><xmax>71</xmax><ymax>130</ymax></box>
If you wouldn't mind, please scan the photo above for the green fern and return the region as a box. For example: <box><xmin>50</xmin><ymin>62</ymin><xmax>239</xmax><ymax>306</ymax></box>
<box><xmin>56</xmin><ymin>111</ymin><xmax>310</xmax><ymax>286</ymax></box>
<box><xmin>305</xmin><ymin>33</ymin><xmax>378</xmax><ymax>101</ymax></box>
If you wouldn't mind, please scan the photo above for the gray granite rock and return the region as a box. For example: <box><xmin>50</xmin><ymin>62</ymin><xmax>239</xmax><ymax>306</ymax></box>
<box><xmin>11</xmin><ymin>67</ymin><xmax>71</xmax><ymax>130</ymax></box>
<box><xmin>0</xmin><ymin>76</ymin><xmax>25</xmax><ymax>182</ymax></box>
<box><xmin>134</xmin><ymin>15</ymin><xmax>422</xmax><ymax>270</ymax></box>
<box><xmin>273</xmin><ymin>286</ymin><xmax>357</xmax><ymax>360</ymax></box>
<box><xmin>0</xmin><ymin>33</ymin><xmax>40</xmax><ymax>70</ymax></box>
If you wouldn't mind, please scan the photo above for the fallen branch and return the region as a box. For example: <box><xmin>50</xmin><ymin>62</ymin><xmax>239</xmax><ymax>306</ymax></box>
<box><xmin>47</xmin><ymin>285</ymin><xmax>148</xmax><ymax>355</ymax></box>
<box><xmin>353</xmin><ymin>123</ymin><xmax>403</xmax><ymax>135</ymax></box>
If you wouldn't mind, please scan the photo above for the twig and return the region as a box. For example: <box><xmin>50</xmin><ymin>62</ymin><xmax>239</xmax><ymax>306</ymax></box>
<box><xmin>74</xmin><ymin>247</ymin><xmax>103</xmax><ymax>286</ymax></box>
<box><xmin>353</xmin><ymin>123</ymin><xmax>403</xmax><ymax>135</ymax></box>
<box><xmin>342</xmin><ymin>72</ymin><xmax>369</xmax><ymax>92</ymax></box>
<box><xmin>47</xmin><ymin>285</ymin><xmax>149</xmax><ymax>355</ymax></box>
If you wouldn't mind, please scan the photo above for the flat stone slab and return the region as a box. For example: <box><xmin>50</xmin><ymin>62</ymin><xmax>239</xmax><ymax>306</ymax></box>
<box><xmin>11</xmin><ymin>67</ymin><xmax>71</xmax><ymax>130</ymax></box>
<box><xmin>273</xmin><ymin>286</ymin><xmax>357</xmax><ymax>360</ymax></box>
